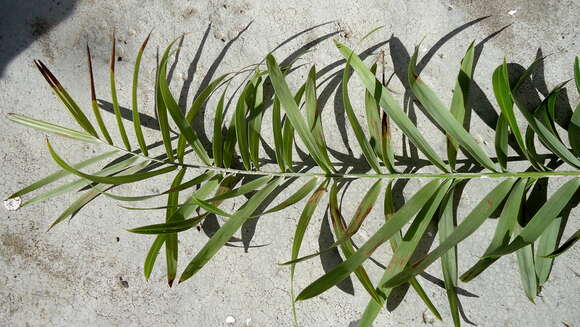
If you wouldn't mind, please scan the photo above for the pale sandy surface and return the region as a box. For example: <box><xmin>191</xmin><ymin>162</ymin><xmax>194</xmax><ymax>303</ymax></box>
<box><xmin>1</xmin><ymin>0</ymin><xmax>579</xmax><ymax>326</ymax></box>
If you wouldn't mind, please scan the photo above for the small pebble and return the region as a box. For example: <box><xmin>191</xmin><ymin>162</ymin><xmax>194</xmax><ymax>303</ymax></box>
<box><xmin>225</xmin><ymin>316</ymin><xmax>235</xmax><ymax>325</ymax></box>
<box><xmin>245</xmin><ymin>318</ymin><xmax>252</xmax><ymax>326</ymax></box>
<box><xmin>508</xmin><ymin>9</ymin><xmax>518</xmax><ymax>16</ymax></box>
<box><xmin>4</xmin><ymin>197</ymin><xmax>21</xmax><ymax>211</ymax></box>
<box><xmin>119</xmin><ymin>277</ymin><xmax>129</xmax><ymax>288</ymax></box>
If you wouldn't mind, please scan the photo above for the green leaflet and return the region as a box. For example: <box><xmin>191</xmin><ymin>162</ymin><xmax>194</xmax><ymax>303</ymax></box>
<box><xmin>447</xmin><ymin>42</ymin><xmax>475</xmax><ymax>171</ymax></box>
<box><xmin>381</xmin><ymin>112</ymin><xmax>397</xmax><ymax>173</ymax></box>
<box><xmin>532</xmin><ymin>82</ymin><xmax>567</xmax><ymax>147</ymax></box>
<box><xmin>280</xmin><ymin>179</ymin><xmax>384</xmax><ymax>267</ymax></box>
<box><xmin>22</xmin><ymin>156</ymin><xmax>139</xmax><ymax>207</ymax></box>
<box><xmin>166</xmin><ymin>175</ymin><xmax>222</xmax><ymax>226</ymax></box>
<box><xmin>282</xmin><ymin>85</ymin><xmax>304</xmax><ymax>172</ymax></box>
<box><xmin>205</xmin><ymin>176</ymin><xmax>272</xmax><ymax>203</ymax></box>
<box><xmin>130</xmin><ymin>214</ymin><xmax>208</xmax><ymax>235</ymax></box>
<box><xmin>460</xmin><ymin>177</ymin><xmax>527</xmax><ymax>282</ymax></box>
<box><xmin>492</xmin><ymin>61</ymin><xmax>528</xmax><ymax>163</ymax></box>
<box><xmin>48</xmin><ymin>159</ymin><xmax>150</xmax><ymax>230</ymax></box>
<box><xmin>139</xmin><ymin>175</ymin><xmax>221</xmax><ymax>281</ymax></box>
<box><xmin>191</xmin><ymin>196</ymin><xmax>234</xmax><ymax>218</ymax></box>
<box><xmin>575</xmin><ymin>56</ymin><xmax>580</xmax><ymax>94</ymax></box>
<box><xmin>144</xmin><ymin>234</ymin><xmax>165</xmax><ymax>280</ymax></box>
<box><xmin>495</xmin><ymin>114</ymin><xmax>509</xmax><ymax>171</ymax></box>
<box><xmin>131</xmin><ymin>33</ymin><xmax>151</xmax><ymax>156</ymax></box>
<box><xmin>249</xmin><ymin>72</ymin><xmax>303</xmax><ymax>170</ymax></box>
<box><xmin>365</xmin><ymin>64</ymin><xmax>381</xmax><ymax>154</ymax></box>
<box><xmin>166</xmin><ymin>167</ymin><xmax>187</xmax><ymax>286</ymax></box>
<box><xmin>539</xmin><ymin>86</ymin><xmax>562</xmax><ymax>140</ymax></box>
<box><xmin>342</xmin><ymin>56</ymin><xmax>383</xmax><ymax>174</ymax></box>
<box><xmin>282</xmin><ymin>114</ymin><xmax>295</xmax><ymax>170</ymax></box>
<box><xmin>6</xmin><ymin>150</ymin><xmax>117</xmax><ymax>200</ymax></box>
<box><xmin>328</xmin><ymin>182</ymin><xmax>382</xmax><ymax>304</ymax></box>
<box><xmin>515</xmin><ymin>239</ymin><xmax>537</xmax><ymax>302</ymax></box>
<box><xmin>158</xmin><ymin>39</ymin><xmax>211</xmax><ymax>165</ymax></box>
<box><xmin>102</xmin><ymin>190</ymin><xmax>164</xmax><ymax>202</ymax></box>
<box><xmin>34</xmin><ymin>60</ymin><xmax>98</xmax><ymax>138</ymax></box>
<box><xmin>544</xmin><ymin>230</ymin><xmax>579</xmax><ymax>258</ymax></box>
<box><xmin>438</xmin><ymin>188</ymin><xmax>460</xmax><ymax>327</ymax></box>
<box><xmin>295</xmin><ymin>180</ymin><xmax>441</xmax><ymax>301</ymax></box>
<box><xmin>360</xmin><ymin>25</ymin><xmax>385</xmax><ymax>42</ymax></box>
<box><xmin>179</xmin><ymin>177</ymin><xmax>283</xmax><ymax>283</ymax></box>
<box><xmin>262</xmin><ymin>177</ymin><xmax>319</xmax><ymax>215</ymax></box>
<box><xmin>212</xmin><ymin>90</ymin><xmax>226</xmax><ymax>167</ymax></box>
<box><xmin>47</xmin><ymin>140</ymin><xmax>176</xmax><ymax>185</ymax></box>
<box><xmin>534</xmin><ymin>213</ymin><xmax>563</xmax><ymax>288</ymax></box>
<box><xmin>207</xmin><ymin>175</ymin><xmax>239</xmax><ymax>208</ymax></box>
<box><xmin>385</xmin><ymin>181</ymin><xmax>442</xmax><ymax>320</ymax></box>
<box><xmin>305</xmin><ymin>67</ymin><xmax>332</xmax><ymax>167</ymax></box>
<box><xmin>266</xmin><ymin>54</ymin><xmax>334</xmax><ymax>174</ymax></box>
<box><xmin>359</xmin><ymin>180</ymin><xmax>451</xmax><ymax>327</ymax></box>
<box><xmin>272</xmin><ymin>96</ymin><xmax>286</xmax><ymax>172</ymax></box>
<box><xmin>513</xmin><ymin>181</ymin><xmax>539</xmax><ymax>302</ymax></box>
<box><xmin>155</xmin><ymin>51</ymin><xmax>174</xmax><ymax>162</ymax></box>
<box><xmin>235</xmin><ymin>77</ymin><xmax>255</xmax><ymax>170</ymax></box>
<box><xmin>365</xmin><ymin>64</ymin><xmax>393</xmax><ymax>171</ymax></box>
<box><xmin>163</xmin><ymin>171</ymin><xmax>214</xmax><ymax>194</ymax></box>
<box><xmin>408</xmin><ymin>45</ymin><xmax>497</xmax><ymax>172</ymax></box>
<box><xmin>485</xmin><ymin>178</ymin><xmax>579</xmax><ymax>257</ymax></box>
<box><xmin>343</xmin><ymin>179</ymin><xmax>383</xmax><ymax>236</ymax></box>
<box><xmin>290</xmin><ymin>179</ymin><xmax>328</xmax><ymax>277</ymax></box>
<box><xmin>86</xmin><ymin>45</ymin><xmax>113</xmax><ymax>145</ymax></box>
<box><xmin>508</xmin><ymin>61</ymin><xmax>580</xmax><ymax>169</ymax></box>
<box><xmin>335</xmin><ymin>41</ymin><xmax>449</xmax><ymax>172</ymax></box>
<box><xmin>175</xmin><ymin>74</ymin><xmax>229</xmax><ymax>163</ymax></box>
<box><xmin>290</xmin><ymin>179</ymin><xmax>328</xmax><ymax>326</ymax></box>
<box><xmin>109</xmin><ymin>34</ymin><xmax>131</xmax><ymax>150</ymax></box>
<box><xmin>248</xmin><ymin>75</ymin><xmax>265</xmax><ymax>169</ymax></box>
<box><xmin>222</xmin><ymin>107</ymin><xmax>237</xmax><ymax>169</ymax></box>
<box><xmin>570</xmin><ymin>57</ymin><xmax>580</xmax><ymax>155</ymax></box>
<box><xmin>121</xmin><ymin>204</ymin><xmax>178</xmax><ymax>211</ymax></box>
<box><xmin>8</xmin><ymin>114</ymin><xmax>100</xmax><ymax>144</ymax></box>
<box><xmin>525</xmin><ymin>127</ymin><xmax>545</xmax><ymax>170</ymax></box>
<box><xmin>381</xmin><ymin>178</ymin><xmax>518</xmax><ymax>289</ymax></box>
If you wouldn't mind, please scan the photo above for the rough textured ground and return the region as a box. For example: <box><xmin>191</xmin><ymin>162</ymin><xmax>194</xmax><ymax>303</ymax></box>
<box><xmin>1</xmin><ymin>0</ymin><xmax>579</xmax><ymax>326</ymax></box>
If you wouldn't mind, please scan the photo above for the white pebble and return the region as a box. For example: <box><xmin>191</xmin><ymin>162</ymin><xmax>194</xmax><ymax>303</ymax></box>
<box><xmin>245</xmin><ymin>318</ymin><xmax>252</xmax><ymax>326</ymax></box>
<box><xmin>4</xmin><ymin>197</ymin><xmax>21</xmax><ymax>211</ymax></box>
<box><xmin>225</xmin><ymin>316</ymin><xmax>236</xmax><ymax>325</ymax></box>
<box><xmin>508</xmin><ymin>9</ymin><xmax>518</xmax><ymax>16</ymax></box>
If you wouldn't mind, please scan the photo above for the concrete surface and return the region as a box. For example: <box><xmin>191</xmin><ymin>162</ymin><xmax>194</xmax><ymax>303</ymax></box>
<box><xmin>1</xmin><ymin>0</ymin><xmax>579</xmax><ymax>326</ymax></box>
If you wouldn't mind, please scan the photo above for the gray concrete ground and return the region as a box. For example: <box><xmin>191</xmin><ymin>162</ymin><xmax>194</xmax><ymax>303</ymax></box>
<box><xmin>1</xmin><ymin>0</ymin><xmax>579</xmax><ymax>326</ymax></box>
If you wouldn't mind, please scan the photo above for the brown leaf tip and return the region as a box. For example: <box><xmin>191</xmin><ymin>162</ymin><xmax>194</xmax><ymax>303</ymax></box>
<box><xmin>86</xmin><ymin>45</ymin><xmax>97</xmax><ymax>101</ymax></box>
<box><xmin>110</xmin><ymin>33</ymin><xmax>116</xmax><ymax>72</ymax></box>
<box><xmin>34</xmin><ymin>60</ymin><xmax>61</xmax><ymax>88</ymax></box>
<box><xmin>140</xmin><ymin>31</ymin><xmax>152</xmax><ymax>52</ymax></box>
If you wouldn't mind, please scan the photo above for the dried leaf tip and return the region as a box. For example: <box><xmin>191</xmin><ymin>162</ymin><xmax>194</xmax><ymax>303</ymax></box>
<box><xmin>140</xmin><ymin>31</ymin><xmax>152</xmax><ymax>52</ymax></box>
<box><xmin>86</xmin><ymin>44</ymin><xmax>97</xmax><ymax>101</ymax></box>
<box><xmin>34</xmin><ymin>60</ymin><xmax>61</xmax><ymax>88</ymax></box>
<box><xmin>110</xmin><ymin>32</ymin><xmax>116</xmax><ymax>72</ymax></box>
<box><xmin>33</xmin><ymin>60</ymin><xmax>51</xmax><ymax>86</ymax></box>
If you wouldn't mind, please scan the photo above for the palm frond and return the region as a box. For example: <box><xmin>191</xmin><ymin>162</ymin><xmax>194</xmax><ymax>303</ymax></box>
<box><xmin>6</xmin><ymin>30</ymin><xmax>579</xmax><ymax>327</ymax></box>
